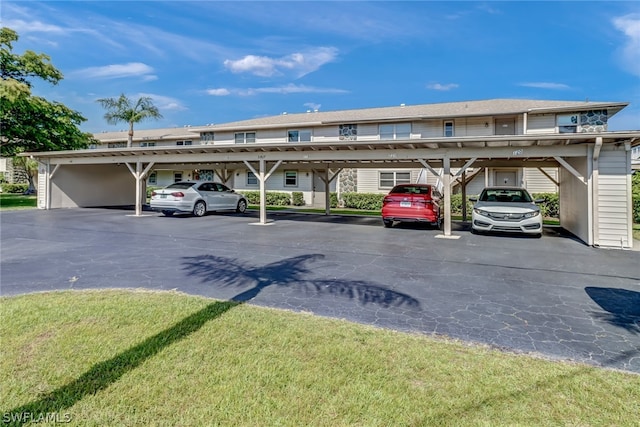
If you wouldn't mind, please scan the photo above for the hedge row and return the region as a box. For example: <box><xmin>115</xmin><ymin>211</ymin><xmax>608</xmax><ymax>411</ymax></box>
<box><xmin>0</xmin><ymin>184</ymin><xmax>29</xmax><ymax>194</ymax></box>
<box><xmin>242</xmin><ymin>191</ymin><xmax>292</xmax><ymax>206</ymax></box>
<box><xmin>340</xmin><ymin>192</ymin><xmax>384</xmax><ymax>210</ymax></box>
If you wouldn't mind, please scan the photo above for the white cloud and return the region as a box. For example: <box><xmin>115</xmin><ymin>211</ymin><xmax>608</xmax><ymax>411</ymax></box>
<box><xmin>518</xmin><ymin>82</ymin><xmax>570</xmax><ymax>90</ymax></box>
<box><xmin>2</xmin><ymin>19</ymin><xmax>65</xmax><ymax>34</ymax></box>
<box><xmin>138</xmin><ymin>93</ymin><xmax>187</xmax><ymax>111</ymax></box>
<box><xmin>250</xmin><ymin>84</ymin><xmax>347</xmax><ymax>95</ymax></box>
<box><xmin>613</xmin><ymin>14</ymin><xmax>640</xmax><ymax>77</ymax></box>
<box><xmin>426</xmin><ymin>83</ymin><xmax>459</xmax><ymax>91</ymax></box>
<box><xmin>224</xmin><ymin>47</ymin><xmax>339</xmax><ymax>78</ymax></box>
<box><xmin>74</xmin><ymin>63</ymin><xmax>157</xmax><ymax>80</ymax></box>
<box><xmin>207</xmin><ymin>88</ymin><xmax>231</xmax><ymax>96</ymax></box>
<box><xmin>304</xmin><ymin>102</ymin><xmax>321</xmax><ymax>111</ymax></box>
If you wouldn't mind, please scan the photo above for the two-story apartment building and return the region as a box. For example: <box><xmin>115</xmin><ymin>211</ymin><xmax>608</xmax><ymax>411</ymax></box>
<box><xmin>30</xmin><ymin>98</ymin><xmax>640</xmax><ymax>249</ymax></box>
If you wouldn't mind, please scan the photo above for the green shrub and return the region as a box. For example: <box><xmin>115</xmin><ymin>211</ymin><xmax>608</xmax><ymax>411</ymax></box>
<box><xmin>292</xmin><ymin>192</ymin><xmax>305</xmax><ymax>206</ymax></box>
<box><xmin>450</xmin><ymin>193</ymin><xmax>475</xmax><ymax>215</ymax></box>
<box><xmin>341</xmin><ymin>192</ymin><xmax>384</xmax><ymax>210</ymax></box>
<box><xmin>242</xmin><ymin>191</ymin><xmax>291</xmax><ymax>206</ymax></box>
<box><xmin>633</xmin><ymin>172</ymin><xmax>640</xmax><ymax>224</ymax></box>
<box><xmin>330</xmin><ymin>192</ymin><xmax>338</xmax><ymax>208</ymax></box>
<box><xmin>146</xmin><ymin>186</ymin><xmax>161</xmax><ymax>199</ymax></box>
<box><xmin>0</xmin><ymin>183</ymin><xmax>29</xmax><ymax>194</ymax></box>
<box><xmin>532</xmin><ymin>192</ymin><xmax>559</xmax><ymax>219</ymax></box>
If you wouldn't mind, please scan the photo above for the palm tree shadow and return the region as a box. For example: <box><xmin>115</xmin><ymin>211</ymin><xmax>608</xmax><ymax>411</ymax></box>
<box><xmin>585</xmin><ymin>286</ymin><xmax>640</xmax><ymax>334</ymax></box>
<box><xmin>5</xmin><ymin>254</ymin><xmax>418</xmax><ymax>426</ymax></box>
<box><xmin>4</xmin><ymin>300</ymin><xmax>238</xmax><ymax>426</ymax></box>
<box><xmin>181</xmin><ymin>253</ymin><xmax>420</xmax><ymax>308</ymax></box>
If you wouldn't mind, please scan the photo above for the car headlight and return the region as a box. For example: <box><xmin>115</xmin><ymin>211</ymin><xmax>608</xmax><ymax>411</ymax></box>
<box><xmin>473</xmin><ymin>208</ymin><xmax>490</xmax><ymax>217</ymax></box>
<box><xmin>523</xmin><ymin>211</ymin><xmax>540</xmax><ymax>218</ymax></box>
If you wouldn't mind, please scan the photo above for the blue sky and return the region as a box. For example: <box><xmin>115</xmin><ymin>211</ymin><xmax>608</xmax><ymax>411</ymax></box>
<box><xmin>3</xmin><ymin>1</ymin><xmax>640</xmax><ymax>133</ymax></box>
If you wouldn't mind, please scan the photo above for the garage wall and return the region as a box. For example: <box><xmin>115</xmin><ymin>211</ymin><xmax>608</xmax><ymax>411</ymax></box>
<box><xmin>596</xmin><ymin>147</ymin><xmax>632</xmax><ymax>248</ymax></box>
<box><xmin>50</xmin><ymin>164</ymin><xmax>136</xmax><ymax>208</ymax></box>
<box><xmin>559</xmin><ymin>157</ymin><xmax>591</xmax><ymax>245</ymax></box>
<box><xmin>523</xmin><ymin>168</ymin><xmax>558</xmax><ymax>193</ymax></box>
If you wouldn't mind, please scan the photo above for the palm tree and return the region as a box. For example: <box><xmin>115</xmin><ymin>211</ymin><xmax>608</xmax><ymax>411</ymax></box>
<box><xmin>97</xmin><ymin>94</ymin><xmax>163</xmax><ymax>147</ymax></box>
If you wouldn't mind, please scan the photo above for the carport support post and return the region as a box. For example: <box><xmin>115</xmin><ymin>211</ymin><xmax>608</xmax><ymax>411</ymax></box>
<box><xmin>259</xmin><ymin>159</ymin><xmax>267</xmax><ymax>224</ymax></box>
<box><xmin>443</xmin><ymin>157</ymin><xmax>452</xmax><ymax>236</ymax></box>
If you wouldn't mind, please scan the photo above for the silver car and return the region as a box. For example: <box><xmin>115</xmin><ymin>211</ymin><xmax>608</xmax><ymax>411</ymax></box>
<box><xmin>150</xmin><ymin>181</ymin><xmax>248</xmax><ymax>217</ymax></box>
<box><xmin>470</xmin><ymin>187</ymin><xmax>543</xmax><ymax>236</ymax></box>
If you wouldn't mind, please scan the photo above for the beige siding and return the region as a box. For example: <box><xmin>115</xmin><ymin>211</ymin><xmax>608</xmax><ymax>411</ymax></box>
<box><xmin>559</xmin><ymin>157</ymin><xmax>591</xmax><ymax>245</ymax></box>
<box><xmin>312</xmin><ymin>125</ymin><xmax>337</xmax><ymax>142</ymax></box>
<box><xmin>356</xmin><ymin>169</ymin><xmax>422</xmax><ymax>193</ymax></box>
<box><xmin>523</xmin><ymin>168</ymin><xmax>558</xmax><ymax>193</ymax></box>
<box><xmin>596</xmin><ymin>149</ymin><xmax>631</xmax><ymax>248</ymax></box>
<box><xmin>527</xmin><ymin>113</ymin><xmax>555</xmax><ymax>134</ymax></box>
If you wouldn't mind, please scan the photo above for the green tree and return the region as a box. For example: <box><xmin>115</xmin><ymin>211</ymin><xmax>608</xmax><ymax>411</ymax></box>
<box><xmin>97</xmin><ymin>94</ymin><xmax>163</xmax><ymax>147</ymax></box>
<box><xmin>11</xmin><ymin>155</ymin><xmax>38</xmax><ymax>193</ymax></box>
<box><xmin>0</xmin><ymin>27</ymin><xmax>94</xmax><ymax>157</ymax></box>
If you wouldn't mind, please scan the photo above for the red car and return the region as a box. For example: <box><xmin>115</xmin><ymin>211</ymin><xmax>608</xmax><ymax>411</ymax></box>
<box><xmin>381</xmin><ymin>184</ymin><xmax>442</xmax><ymax>228</ymax></box>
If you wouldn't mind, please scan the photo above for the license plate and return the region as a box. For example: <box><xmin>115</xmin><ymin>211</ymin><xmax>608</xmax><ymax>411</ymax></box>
<box><xmin>400</xmin><ymin>201</ymin><xmax>411</xmax><ymax>207</ymax></box>
<box><xmin>160</xmin><ymin>194</ymin><xmax>167</xmax><ymax>199</ymax></box>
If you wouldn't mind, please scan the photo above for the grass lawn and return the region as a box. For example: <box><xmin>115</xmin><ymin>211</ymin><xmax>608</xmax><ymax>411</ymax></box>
<box><xmin>1</xmin><ymin>290</ymin><xmax>638</xmax><ymax>426</ymax></box>
<box><xmin>0</xmin><ymin>194</ymin><xmax>36</xmax><ymax>210</ymax></box>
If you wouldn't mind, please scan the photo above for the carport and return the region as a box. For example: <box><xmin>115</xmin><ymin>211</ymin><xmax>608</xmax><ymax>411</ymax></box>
<box><xmin>28</xmin><ymin>131</ymin><xmax>639</xmax><ymax>249</ymax></box>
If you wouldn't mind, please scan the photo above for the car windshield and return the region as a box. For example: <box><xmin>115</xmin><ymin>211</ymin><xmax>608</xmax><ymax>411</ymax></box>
<box><xmin>479</xmin><ymin>189</ymin><xmax>532</xmax><ymax>203</ymax></box>
<box><xmin>391</xmin><ymin>185</ymin><xmax>430</xmax><ymax>195</ymax></box>
<box><xmin>166</xmin><ymin>182</ymin><xmax>195</xmax><ymax>189</ymax></box>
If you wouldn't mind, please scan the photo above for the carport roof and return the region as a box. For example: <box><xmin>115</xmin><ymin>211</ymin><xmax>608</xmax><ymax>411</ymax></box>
<box><xmin>25</xmin><ymin>131</ymin><xmax>640</xmax><ymax>166</ymax></box>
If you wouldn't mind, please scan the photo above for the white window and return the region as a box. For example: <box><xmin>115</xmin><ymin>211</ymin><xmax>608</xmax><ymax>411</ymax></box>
<box><xmin>379</xmin><ymin>171</ymin><xmax>411</xmax><ymax>188</ymax></box>
<box><xmin>444</xmin><ymin>121</ymin><xmax>454</xmax><ymax>137</ymax></box>
<box><xmin>176</xmin><ymin>140</ymin><xmax>193</xmax><ymax>146</ymax></box>
<box><xmin>379</xmin><ymin>123</ymin><xmax>411</xmax><ymax>140</ymax></box>
<box><xmin>108</xmin><ymin>142</ymin><xmax>126</xmax><ymax>148</ymax></box>
<box><xmin>174</xmin><ymin>172</ymin><xmax>183</xmax><ymax>182</ymax></box>
<box><xmin>148</xmin><ymin>172</ymin><xmax>157</xmax><ymax>185</ymax></box>
<box><xmin>247</xmin><ymin>171</ymin><xmax>258</xmax><ymax>185</ymax></box>
<box><xmin>557</xmin><ymin>114</ymin><xmax>578</xmax><ymax>133</ymax></box>
<box><xmin>235</xmin><ymin>132</ymin><xmax>256</xmax><ymax>144</ymax></box>
<box><xmin>140</xmin><ymin>142</ymin><xmax>156</xmax><ymax>147</ymax></box>
<box><xmin>288</xmin><ymin>130</ymin><xmax>312</xmax><ymax>142</ymax></box>
<box><xmin>284</xmin><ymin>171</ymin><xmax>298</xmax><ymax>186</ymax></box>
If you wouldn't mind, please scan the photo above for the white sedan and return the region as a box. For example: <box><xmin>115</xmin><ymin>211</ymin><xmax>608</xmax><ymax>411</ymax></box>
<box><xmin>470</xmin><ymin>187</ymin><xmax>543</xmax><ymax>236</ymax></box>
<box><xmin>150</xmin><ymin>181</ymin><xmax>248</xmax><ymax>217</ymax></box>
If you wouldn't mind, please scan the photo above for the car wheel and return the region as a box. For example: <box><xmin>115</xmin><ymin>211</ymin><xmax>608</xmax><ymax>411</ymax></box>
<box><xmin>161</xmin><ymin>210</ymin><xmax>174</xmax><ymax>217</ymax></box>
<box><xmin>383</xmin><ymin>219</ymin><xmax>393</xmax><ymax>228</ymax></box>
<box><xmin>193</xmin><ymin>201</ymin><xmax>206</xmax><ymax>217</ymax></box>
<box><xmin>436</xmin><ymin>216</ymin><xmax>443</xmax><ymax>230</ymax></box>
<box><xmin>236</xmin><ymin>199</ymin><xmax>247</xmax><ymax>213</ymax></box>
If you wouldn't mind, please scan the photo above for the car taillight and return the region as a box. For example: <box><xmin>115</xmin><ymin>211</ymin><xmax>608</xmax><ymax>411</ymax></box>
<box><xmin>171</xmin><ymin>192</ymin><xmax>185</xmax><ymax>197</ymax></box>
<box><xmin>383</xmin><ymin>197</ymin><xmax>392</xmax><ymax>205</ymax></box>
<box><xmin>151</xmin><ymin>191</ymin><xmax>157</xmax><ymax>197</ymax></box>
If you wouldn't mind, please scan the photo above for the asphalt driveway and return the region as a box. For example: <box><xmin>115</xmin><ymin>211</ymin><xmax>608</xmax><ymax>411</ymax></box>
<box><xmin>1</xmin><ymin>208</ymin><xmax>639</xmax><ymax>373</ymax></box>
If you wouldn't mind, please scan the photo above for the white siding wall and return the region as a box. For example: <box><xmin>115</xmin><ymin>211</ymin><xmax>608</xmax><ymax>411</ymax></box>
<box><xmin>527</xmin><ymin>113</ymin><xmax>555</xmax><ymax>134</ymax></box>
<box><xmin>596</xmin><ymin>148</ymin><xmax>632</xmax><ymax>248</ymax></box>
<box><xmin>356</xmin><ymin>169</ymin><xmax>422</xmax><ymax>193</ymax></box>
<box><xmin>523</xmin><ymin>168</ymin><xmax>558</xmax><ymax>193</ymax></box>
<box><xmin>559</xmin><ymin>157</ymin><xmax>591</xmax><ymax>245</ymax></box>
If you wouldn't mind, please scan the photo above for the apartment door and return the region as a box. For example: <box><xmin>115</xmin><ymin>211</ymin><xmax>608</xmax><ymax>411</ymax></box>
<box><xmin>495</xmin><ymin>170</ymin><xmax>517</xmax><ymax>186</ymax></box>
<box><xmin>495</xmin><ymin>118</ymin><xmax>516</xmax><ymax>135</ymax></box>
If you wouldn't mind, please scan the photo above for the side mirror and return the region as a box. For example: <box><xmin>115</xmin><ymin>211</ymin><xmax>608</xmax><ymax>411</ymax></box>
<box><xmin>534</xmin><ymin>198</ymin><xmax>544</xmax><ymax>203</ymax></box>
<box><xmin>469</xmin><ymin>197</ymin><xmax>478</xmax><ymax>202</ymax></box>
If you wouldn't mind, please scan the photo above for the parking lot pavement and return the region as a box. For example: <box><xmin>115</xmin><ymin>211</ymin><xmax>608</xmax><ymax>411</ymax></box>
<box><xmin>1</xmin><ymin>208</ymin><xmax>639</xmax><ymax>373</ymax></box>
